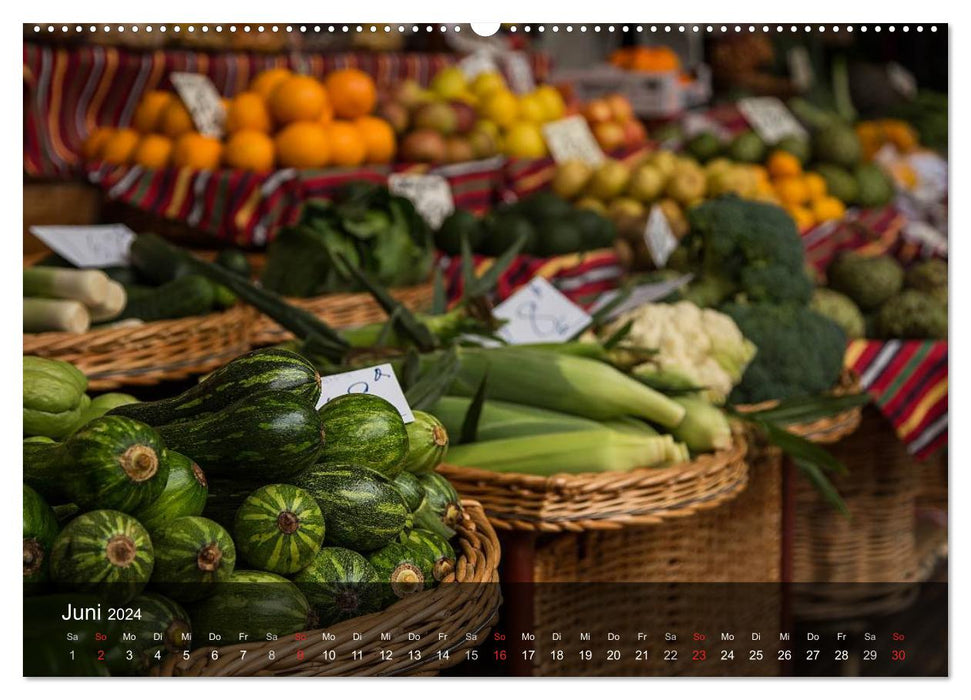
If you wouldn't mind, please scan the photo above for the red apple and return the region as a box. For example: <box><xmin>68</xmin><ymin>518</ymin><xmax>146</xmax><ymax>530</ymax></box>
<box><xmin>604</xmin><ymin>93</ymin><xmax>635</xmax><ymax>122</ymax></box>
<box><xmin>583</xmin><ymin>98</ymin><xmax>613</xmax><ymax>125</ymax></box>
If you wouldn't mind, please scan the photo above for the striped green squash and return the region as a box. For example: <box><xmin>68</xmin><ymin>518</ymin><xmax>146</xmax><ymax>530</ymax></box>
<box><xmin>24</xmin><ymin>416</ymin><xmax>169</xmax><ymax>513</ymax></box>
<box><xmin>367</xmin><ymin>541</ymin><xmax>431</xmax><ymax>601</ymax></box>
<box><xmin>296</xmin><ymin>465</ymin><xmax>409</xmax><ymax>552</ymax></box>
<box><xmin>132</xmin><ymin>450</ymin><xmax>208</xmax><ymax>532</ymax></box>
<box><xmin>23</xmin><ymin>484</ymin><xmax>59</xmax><ymax>590</ymax></box>
<box><xmin>150</xmin><ymin>516</ymin><xmax>236</xmax><ymax>602</ymax></box>
<box><xmin>49</xmin><ymin>510</ymin><xmax>154</xmax><ymax>601</ymax></box>
<box><xmin>157</xmin><ymin>389</ymin><xmax>324</xmax><ymax>480</ymax></box>
<box><xmin>292</xmin><ymin>547</ymin><xmax>382</xmax><ymax>626</ymax></box>
<box><xmin>234</xmin><ymin>484</ymin><xmax>325</xmax><ymax>574</ymax></box>
<box><xmin>110</xmin><ymin>348</ymin><xmax>321</xmax><ymax>426</ymax></box>
<box><xmin>391</xmin><ymin>471</ymin><xmax>425</xmax><ymax>512</ymax></box>
<box><xmin>188</xmin><ymin>570</ymin><xmax>311</xmax><ymax>647</ymax></box>
<box><xmin>105</xmin><ymin>593</ymin><xmax>191</xmax><ymax>676</ymax></box>
<box><xmin>402</xmin><ymin>411</ymin><xmax>449</xmax><ymax>474</ymax></box>
<box><xmin>400</xmin><ymin>529</ymin><xmax>456</xmax><ymax>583</ymax></box>
<box><xmin>317</xmin><ymin>393</ymin><xmax>409</xmax><ymax>478</ymax></box>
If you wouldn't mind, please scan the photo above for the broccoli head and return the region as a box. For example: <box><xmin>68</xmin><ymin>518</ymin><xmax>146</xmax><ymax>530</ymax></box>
<box><xmin>674</xmin><ymin>195</ymin><xmax>813</xmax><ymax>306</ymax></box>
<box><xmin>827</xmin><ymin>252</ymin><xmax>904</xmax><ymax>311</ymax></box>
<box><xmin>875</xmin><ymin>290</ymin><xmax>947</xmax><ymax>339</ymax></box>
<box><xmin>723</xmin><ymin>302</ymin><xmax>848</xmax><ymax>404</ymax></box>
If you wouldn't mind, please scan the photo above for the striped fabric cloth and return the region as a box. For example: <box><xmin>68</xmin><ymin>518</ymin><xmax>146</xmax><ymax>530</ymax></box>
<box><xmin>845</xmin><ymin>340</ymin><xmax>948</xmax><ymax>459</ymax></box>
<box><xmin>23</xmin><ymin>42</ymin><xmax>551</xmax><ymax>178</ymax></box>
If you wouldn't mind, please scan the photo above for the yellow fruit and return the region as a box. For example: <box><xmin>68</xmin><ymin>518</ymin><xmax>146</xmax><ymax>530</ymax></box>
<box><xmin>225</xmin><ymin>92</ymin><xmax>272</xmax><ymax>133</ymax></box>
<box><xmin>268</xmin><ymin>75</ymin><xmax>328</xmax><ymax>124</ymax></box>
<box><xmin>250</xmin><ymin>67</ymin><xmax>292</xmax><ymax>101</ymax></box>
<box><xmin>172</xmin><ymin>133</ymin><xmax>222</xmax><ymax>170</ymax></box>
<box><xmin>785</xmin><ymin>204</ymin><xmax>815</xmax><ymax>230</ymax></box>
<box><xmin>811</xmin><ymin>196</ymin><xmax>846</xmax><ymax>223</ymax></box>
<box><xmin>774</xmin><ymin>176</ymin><xmax>811</xmax><ymax>206</ymax></box>
<box><xmin>481</xmin><ymin>91</ymin><xmax>519</xmax><ymax>129</ymax></box>
<box><xmin>518</xmin><ymin>94</ymin><xmax>546</xmax><ymax>123</ymax></box>
<box><xmin>132</xmin><ymin>134</ymin><xmax>173</xmax><ymax>169</ymax></box>
<box><xmin>159</xmin><ymin>100</ymin><xmax>196</xmax><ymax>139</ymax></box>
<box><xmin>132</xmin><ymin>91</ymin><xmax>174</xmax><ymax>133</ymax></box>
<box><xmin>324</xmin><ymin>120</ymin><xmax>367</xmax><ymax>167</ymax></box>
<box><xmin>101</xmin><ymin>129</ymin><xmax>140</xmax><ymax>165</ymax></box>
<box><xmin>470</xmin><ymin>71</ymin><xmax>507</xmax><ymax>98</ymax></box>
<box><xmin>534</xmin><ymin>85</ymin><xmax>566</xmax><ymax>121</ymax></box>
<box><xmin>767</xmin><ymin>150</ymin><xmax>802</xmax><ymax>179</ymax></box>
<box><xmin>503</xmin><ymin>121</ymin><xmax>547</xmax><ymax>158</ymax></box>
<box><xmin>750</xmin><ymin>165</ymin><xmax>770</xmax><ymax>187</ymax></box>
<box><xmin>275</xmin><ymin>121</ymin><xmax>330</xmax><ymax>168</ymax></box>
<box><xmin>223</xmin><ymin>130</ymin><xmax>275</xmax><ymax>172</ymax></box>
<box><xmin>475</xmin><ymin>120</ymin><xmax>500</xmax><ymax>140</ymax></box>
<box><xmin>430</xmin><ymin>67</ymin><xmax>468</xmax><ymax>100</ymax></box>
<box><xmin>804</xmin><ymin>172</ymin><xmax>828</xmax><ymax>201</ymax></box>
<box><xmin>880</xmin><ymin>119</ymin><xmax>919</xmax><ymax>153</ymax></box>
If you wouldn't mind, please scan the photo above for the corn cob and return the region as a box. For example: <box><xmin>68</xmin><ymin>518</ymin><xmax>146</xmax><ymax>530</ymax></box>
<box><xmin>431</xmin><ymin>396</ymin><xmax>602</xmax><ymax>444</ymax></box>
<box><xmin>669</xmin><ymin>395</ymin><xmax>733</xmax><ymax>453</ymax></box>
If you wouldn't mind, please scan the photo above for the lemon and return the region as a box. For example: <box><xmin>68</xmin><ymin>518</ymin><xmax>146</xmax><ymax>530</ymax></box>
<box><xmin>481</xmin><ymin>90</ymin><xmax>520</xmax><ymax>129</ymax></box>
<box><xmin>534</xmin><ymin>85</ymin><xmax>566</xmax><ymax>121</ymax></box>
<box><xmin>503</xmin><ymin>121</ymin><xmax>547</xmax><ymax>158</ymax></box>
<box><xmin>518</xmin><ymin>94</ymin><xmax>546</xmax><ymax>123</ymax></box>
<box><xmin>430</xmin><ymin>67</ymin><xmax>468</xmax><ymax>100</ymax></box>
<box><xmin>470</xmin><ymin>71</ymin><xmax>507</xmax><ymax>98</ymax></box>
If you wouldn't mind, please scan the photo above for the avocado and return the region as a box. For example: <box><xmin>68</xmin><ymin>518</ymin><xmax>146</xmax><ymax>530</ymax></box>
<box><xmin>685</xmin><ymin>132</ymin><xmax>722</xmax><ymax>163</ymax></box>
<box><xmin>516</xmin><ymin>191</ymin><xmax>573</xmax><ymax>224</ymax></box>
<box><xmin>536</xmin><ymin>218</ymin><xmax>583</xmax><ymax>256</ymax></box>
<box><xmin>572</xmin><ymin>209</ymin><xmax>617</xmax><ymax>251</ymax></box>
<box><xmin>434</xmin><ymin>209</ymin><xmax>484</xmax><ymax>256</ymax></box>
<box><xmin>727</xmin><ymin>131</ymin><xmax>766</xmax><ymax>164</ymax></box>
<box><xmin>854</xmin><ymin>163</ymin><xmax>895</xmax><ymax>208</ymax></box>
<box><xmin>814</xmin><ymin>164</ymin><xmax>859</xmax><ymax>204</ymax></box>
<box><xmin>482</xmin><ymin>213</ymin><xmax>537</xmax><ymax>257</ymax></box>
<box><xmin>812</xmin><ymin>123</ymin><xmax>863</xmax><ymax>169</ymax></box>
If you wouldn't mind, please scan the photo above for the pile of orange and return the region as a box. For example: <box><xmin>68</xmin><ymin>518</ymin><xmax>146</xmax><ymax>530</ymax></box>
<box><xmin>758</xmin><ymin>150</ymin><xmax>846</xmax><ymax>230</ymax></box>
<box><xmin>608</xmin><ymin>46</ymin><xmax>681</xmax><ymax>72</ymax></box>
<box><xmin>81</xmin><ymin>67</ymin><xmax>394</xmax><ymax>172</ymax></box>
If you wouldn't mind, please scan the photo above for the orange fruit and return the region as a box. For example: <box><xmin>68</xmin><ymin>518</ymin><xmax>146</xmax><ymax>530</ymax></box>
<box><xmin>319</xmin><ymin>92</ymin><xmax>334</xmax><ymax>124</ymax></box>
<box><xmin>172</xmin><ymin>132</ymin><xmax>223</xmax><ymax>170</ymax></box>
<box><xmin>324</xmin><ymin>120</ymin><xmax>367</xmax><ymax>167</ymax></box>
<box><xmin>785</xmin><ymin>204</ymin><xmax>815</xmax><ymax>230</ymax></box>
<box><xmin>324</xmin><ymin>68</ymin><xmax>377</xmax><ymax>120</ymax></box>
<box><xmin>268</xmin><ymin>75</ymin><xmax>328</xmax><ymax>124</ymax></box>
<box><xmin>81</xmin><ymin>127</ymin><xmax>114</xmax><ymax>161</ymax></box>
<box><xmin>774</xmin><ymin>176</ymin><xmax>811</xmax><ymax>206</ymax></box>
<box><xmin>223</xmin><ymin>130</ymin><xmax>276</xmax><ymax>172</ymax></box>
<box><xmin>275</xmin><ymin>121</ymin><xmax>330</xmax><ymax>168</ymax></box>
<box><xmin>811</xmin><ymin>196</ymin><xmax>847</xmax><ymax>223</ymax></box>
<box><xmin>225</xmin><ymin>91</ymin><xmax>272</xmax><ymax>133</ymax></box>
<box><xmin>354</xmin><ymin>116</ymin><xmax>396</xmax><ymax>163</ymax></box>
<box><xmin>132</xmin><ymin>134</ymin><xmax>174</xmax><ymax>169</ymax></box>
<box><xmin>767</xmin><ymin>150</ymin><xmax>802</xmax><ymax>179</ymax></box>
<box><xmin>160</xmin><ymin>100</ymin><xmax>196</xmax><ymax>138</ymax></box>
<box><xmin>804</xmin><ymin>172</ymin><xmax>828</xmax><ymax>201</ymax></box>
<box><xmin>250</xmin><ymin>67</ymin><xmax>292</xmax><ymax>101</ymax></box>
<box><xmin>101</xmin><ymin>129</ymin><xmax>140</xmax><ymax>165</ymax></box>
<box><xmin>132</xmin><ymin>90</ymin><xmax>174</xmax><ymax>133</ymax></box>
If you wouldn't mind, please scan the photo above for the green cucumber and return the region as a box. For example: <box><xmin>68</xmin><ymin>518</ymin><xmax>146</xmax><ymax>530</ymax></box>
<box><xmin>49</xmin><ymin>510</ymin><xmax>154</xmax><ymax>600</ymax></box>
<box><xmin>129</xmin><ymin>233</ymin><xmax>195</xmax><ymax>285</ymax></box>
<box><xmin>295</xmin><ymin>465</ymin><xmax>409</xmax><ymax>552</ymax></box>
<box><xmin>105</xmin><ymin>593</ymin><xmax>191</xmax><ymax>676</ymax></box>
<box><xmin>24</xmin><ymin>416</ymin><xmax>169</xmax><ymax>513</ymax></box>
<box><xmin>118</xmin><ymin>274</ymin><xmax>215</xmax><ymax>322</ymax></box>
<box><xmin>367</xmin><ymin>541</ymin><xmax>431</xmax><ymax>601</ymax></box>
<box><xmin>24</xmin><ymin>484</ymin><xmax>59</xmax><ymax>590</ymax></box>
<box><xmin>400</xmin><ymin>529</ymin><xmax>456</xmax><ymax>583</ymax></box>
<box><xmin>414</xmin><ymin>472</ymin><xmax>464</xmax><ymax>538</ymax></box>
<box><xmin>391</xmin><ymin>471</ymin><xmax>425</xmax><ymax>512</ymax></box>
<box><xmin>110</xmin><ymin>348</ymin><xmax>321</xmax><ymax>427</ymax></box>
<box><xmin>215</xmin><ymin>248</ymin><xmax>252</xmax><ymax>278</ymax></box>
<box><xmin>157</xmin><ymin>389</ymin><xmax>324</xmax><ymax>480</ymax></box>
<box><xmin>187</xmin><ymin>570</ymin><xmax>311</xmax><ymax>646</ymax></box>
<box><xmin>234</xmin><ymin>484</ymin><xmax>325</xmax><ymax>574</ymax></box>
<box><xmin>402</xmin><ymin>410</ymin><xmax>449</xmax><ymax>473</ymax></box>
<box><xmin>317</xmin><ymin>393</ymin><xmax>409</xmax><ymax>478</ymax></box>
<box><xmin>292</xmin><ymin>547</ymin><xmax>382</xmax><ymax>626</ymax></box>
<box><xmin>150</xmin><ymin>516</ymin><xmax>236</xmax><ymax>602</ymax></box>
<box><xmin>131</xmin><ymin>451</ymin><xmax>209</xmax><ymax>532</ymax></box>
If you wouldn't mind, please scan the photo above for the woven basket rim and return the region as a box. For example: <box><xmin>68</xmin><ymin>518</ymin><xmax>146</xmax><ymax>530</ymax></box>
<box><xmin>156</xmin><ymin>500</ymin><xmax>501</xmax><ymax>677</ymax></box>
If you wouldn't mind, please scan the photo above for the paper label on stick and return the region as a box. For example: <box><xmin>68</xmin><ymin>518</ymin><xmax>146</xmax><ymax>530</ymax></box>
<box><xmin>459</xmin><ymin>51</ymin><xmax>500</xmax><ymax>80</ymax></box>
<box><xmin>493</xmin><ymin>277</ymin><xmax>592</xmax><ymax>344</ymax></box>
<box><xmin>643</xmin><ymin>205</ymin><xmax>679</xmax><ymax>268</ymax></box>
<box><xmin>388</xmin><ymin>173</ymin><xmax>455</xmax><ymax>229</ymax></box>
<box><xmin>504</xmin><ymin>51</ymin><xmax>535</xmax><ymax>94</ymax></box>
<box><xmin>30</xmin><ymin>224</ymin><xmax>136</xmax><ymax>268</ymax></box>
<box><xmin>318</xmin><ymin>363</ymin><xmax>414</xmax><ymax>423</ymax></box>
<box><xmin>737</xmin><ymin>96</ymin><xmax>807</xmax><ymax>143</ymax></box>
<box><xmin>542</xmin><ymin>115</ymin><xmax>606</xmax><ymax>166</ymax></box>
<box><xmin>170</xmin><ymin>72</ymin><xmax>226</xmax><ymax>138</ymax></box>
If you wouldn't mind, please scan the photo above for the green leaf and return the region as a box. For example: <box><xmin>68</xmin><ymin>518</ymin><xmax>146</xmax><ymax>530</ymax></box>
<box><xmin>404</xmin><ymin>347</ymin><xmax>460</xmax><ymax>410</ymax></box>
<box><xmin>400</xmin><ymin>350</ymin><xmax>421</xmax><ymax>390</ymax></box>
<box><xmin>738</xmin><ymin>393</ymin><xmax>870</xmax><ymax>425</ymax></box>
<box><xmin>432</xmin><ymin>265</ymin><xmax>447</xmax><ymax>315</ymax></box>
<box><xmin>758</xmin><ymin>420</ymin><xmax>849</xmax><ymax>476</ymax></box>
<box><xmin>463</xmin><ymin>233</ymin><xmax>527</xmax><ymax>301</ymax></box>
<box><xmin>588</xmin><ymin>284</ymin><xmax>634</xmax><ymax>328</ymax></box>
<box><xmin>374</xmin><ymin>307</ymin><xmax>402</xmax><ymax>349</ymax></box>
<box><xmin>460</xmin><ymin>369</ymin><xmax>489</xmax><ymax>445</ymax></box>
<box><xmin>795</xmin><ymin>458</ymin><xmax>849</xmax><ymax>516</ymax></box>
<box><xmin>601</xmin><ymin>320</ymin><xmax>633</xmax><ymax>350</ymax></box>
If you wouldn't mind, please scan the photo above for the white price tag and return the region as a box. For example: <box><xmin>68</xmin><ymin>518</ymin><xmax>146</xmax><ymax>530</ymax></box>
<box><xmin>737</xmin><ymin>97</ymin><xmax>807</xmax><ymax>143</ymax></box>
<box><xmin>459</xmin><ymin>52</ymin><xmax>500</xmax><ymax>80</ymax></box>
<box><xmin>643</xmin><ymin>205</ymin><xmax>679</xmax><ymax>268</ymax></box>
<box><xmin>503</xmin><ymin>52</ymin><xmax>535</xmax><ymax>94</ymax></box>
<box><xmin>493</xmin><ymin>277</ymin><xmax>592</xmax><ymax>345</ymax></box>
<box><xmin>30</xmin><ymin>224</ymin><xmax>136</xmax><ymax>268</ymax></box>
<box><xmin>788</xmin><ymin>47</ymin><xmax>814</xmax><ymax>92</ymax></box>
<box><xmin>542</xmin><ymin>115</ymin><xmax>606</xmax><ymax>166</ymax></box>
<box><xmin>170</xmin><ymin>72</ymin><xmax>226</xmax><ymax>138</ymax></box>
<box><xmin>318</xmin><ymin>363</ymin><xmax>414</xmax><ymax>423</ymax></box>
<box><xmin>388</xmin><ymin>173</ymin><xmax>455</xmax><ymax>229</ymax></box>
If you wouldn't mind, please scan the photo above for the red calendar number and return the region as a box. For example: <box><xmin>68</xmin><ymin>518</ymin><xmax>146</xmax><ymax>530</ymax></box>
<box><xmin>692</xmin><ymin>650</ymin><xmax>707</xmax><ymax>661</ymax></box>
<box><xmin>891</xmin><ymin>649</ymin><xmax>907</xmax><ymax>662</ymax></box>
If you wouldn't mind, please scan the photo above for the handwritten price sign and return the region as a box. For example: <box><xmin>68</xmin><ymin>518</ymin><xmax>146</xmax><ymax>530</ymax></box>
<box><xmin>170</xmin><ymin>72</ymin><xmax>226</xmax><ymax>139</ymax></box>
<box><xmin>493</xmin><ymin>277</ymin><xmax>592</xmax><ymax>345</ymax></box>
<box><xmin>318</xmin><ymin>363</ymin><xmax>414</xmax><ymax>423</ymax></box>
<box><xmin>542</xmin><ymin>116</ymin><xmax>606</xmax><ymax>166</ymax></box>
<box><xmin>737</xmin><ymin>97</ymin><xmax>807</xmax><ymax>143</ymax></box>
<box><xmin>30</xmin><ymin>224</ymin><xmax>136</xmax><ymax>268</ymax></box>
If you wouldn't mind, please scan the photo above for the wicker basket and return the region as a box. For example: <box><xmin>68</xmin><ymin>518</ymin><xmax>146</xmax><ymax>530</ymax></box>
<box><xmin>158</xmin><ymin>501</ymin><xmax>500</xmax><ymax>677</ymax></box>
<box><xmin>23</xmin><ymin>306</ymin><xmax>253</xmax><ymax>391</ymax></box>
<box><xmin>250</xmin><ymin>283</ymin><xmax>435</xmax><ymax>346</ymax></box>
<box><xmin>438</xmin><ymin>431</ymin><xmax>749</xmax><ymax>532</ymax></box>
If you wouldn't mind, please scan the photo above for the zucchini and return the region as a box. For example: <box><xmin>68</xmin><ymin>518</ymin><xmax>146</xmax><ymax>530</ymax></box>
<box><xmin>402</xmin><ymin>410</ymin><xmax>449</xmax><ymax>473</ymax></box>
<box><xmin>400</xmin><ymin>529</ymin><xmax>456</xmax><ymax>582</ymax></box>
<box><xmin>295</xmin><ymin>465</ymin><xmax>409</xmax><ymax>552</ymax></box>
<box><xmin>105</xmin><ymin>593</ymin><xmax>191</xmax><ymax>676</ymax></box>
<box><xmin>187</xmin><ymin>570</ymin><xmax>311</xmax><ymax>646</ymax></box>
<box><xmin>118</xmin><ymin>274</ymin><xmax>215</xmax><ymax>322</ymax></box>
<box><xmin>24</xmin><ymin>484</ymin><xmax>59</xmax><ymax>590</ymax></box>
<box><xmin>317</xmin><ymin>393</ymin><xmax>409</xmax><ymax>478</ymax></box>
<box><xmin>110</xmin><ymin>348</ymin><xmax>321</xmax><ymax>426</ymax></box>
<box><xmin>128</xmin><ymin>233</ymin><xmax>194</xmax><ymax>285</ymax></box>
<box><xmin>292</xmin><ymin>547</ymin><xmax>382</xmax><ymax>626</ymax></box>
<box><xmin>367</xmin><ymin>541</ymin><xmax>430</xmax><ymax>601</ymax></box>
<box><xmin>150</xmin><ymin>516</ymin><xmax>236</xmax><ymax>602</ymax></box>
<box><xmin>215</xmin><ymin>248</ymin><xmax>252</xmax><ymax>277</ymax></box>
<box><xmin>156</xmin><ymin>389</ymin><xmax>324</xmax><ymax>480</ymax></box>
<box><xmin>234</xmin><ymin>484</ymin><xmax>325</xmax><ymax>574</ymax></box>
<box><xmin>49</xmin><ymin>510</ymin><xmax>154</xmax><ymax>600</ymax></box>
<box><xmin>391</xmin><ymin>471</ymin><xmax>425</xmax><ymax>512</ymax></box>
<box><xmin>413</xmin><ymin>472</ymin><xmax>464</xmax><ymax>539</ymax></box>
<box><xmin>24</xmin><ymin>416</ymin><xmax>169</xmax><ymax>513</ymax></box>
<box><xmin>131</xmin><ymin>450</ymin><xmax>209</xmax><ymax>532</ymax></box>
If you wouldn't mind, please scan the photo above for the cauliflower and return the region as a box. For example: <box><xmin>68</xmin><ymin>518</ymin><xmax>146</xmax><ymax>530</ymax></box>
<box><xmin>601</xmin><ymin>301</ymin><xmax>756</xmax><ymax>403</ymax></box>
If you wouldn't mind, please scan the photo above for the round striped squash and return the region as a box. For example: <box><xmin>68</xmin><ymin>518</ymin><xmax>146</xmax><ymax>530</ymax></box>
<box><xmin>150</xmin><ymin>516</ymin><xmax>236</xmax><ymax>602</ymax></box>
<box><xmin>234</xmin><ymin>484</ymin><xmax>325</xmax><ymax>574</ymax></box>
<box><xmin>292</xmin><ymin>547</ymin><xmax>382</xmax><ymax>626</ymax></box>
